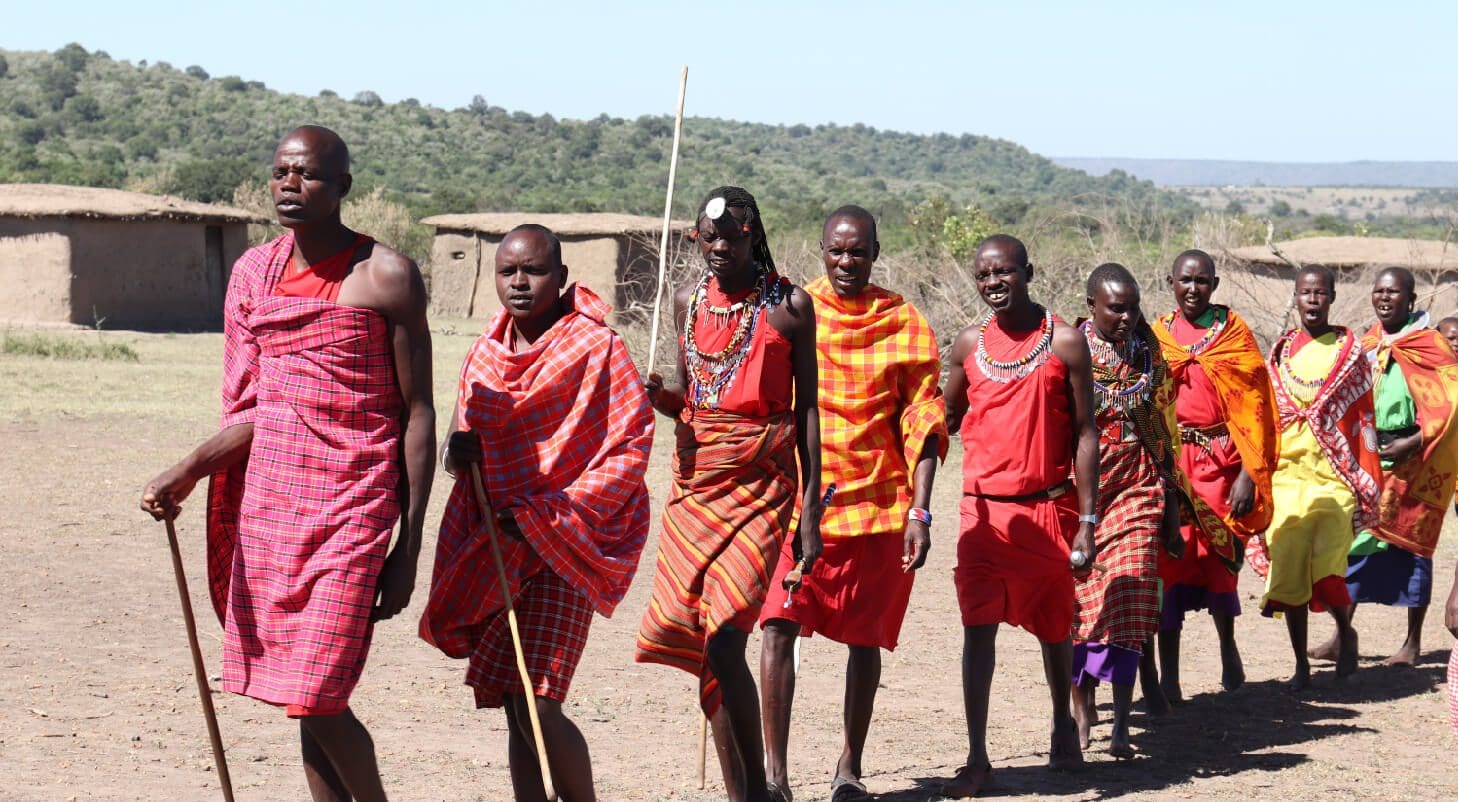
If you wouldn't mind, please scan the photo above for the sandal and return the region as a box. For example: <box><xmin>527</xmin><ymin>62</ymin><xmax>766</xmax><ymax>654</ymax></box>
<box><xmin>830</xmin><ymin>775</ymin><xmax>872</xmax><ymax>801</ymax></box>
<box><xmin>767</xmin><ymin>781</ymin><xmax>793</xmax><ymax>802</ymax></box>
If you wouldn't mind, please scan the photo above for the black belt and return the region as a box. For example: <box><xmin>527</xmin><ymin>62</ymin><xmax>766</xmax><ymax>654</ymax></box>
<box><xmin>971</xmin><ymin>479</ymin><xmax>1073</xmax><ymax>504</ymax></box>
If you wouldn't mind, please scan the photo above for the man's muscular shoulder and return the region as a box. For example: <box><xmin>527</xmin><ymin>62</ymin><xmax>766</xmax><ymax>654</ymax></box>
<box><xmin>1051</xmin><ymin>320</ymin><xmax>1090</xmax><ymax>367</ymax></box>
<box><xmin>355</xmin><ymin>243</ymin><xmax>426</xmax><ymax>320</ymax></box>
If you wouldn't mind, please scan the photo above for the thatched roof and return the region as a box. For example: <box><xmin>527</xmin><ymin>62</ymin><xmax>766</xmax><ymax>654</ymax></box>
<box><xmin>1229</xmin><ymin>236</ymin><xmax>1458</xmax><ymax>272</ymax></box>
<box><xmin>0</xmin><ymin>184</ymin><xmax>266</xmax><ymax>224</ymax></box>
<box><xmin>422</xmin><ymin>212</ymin><xmax>689</xmax><ymax>237</ymax></box>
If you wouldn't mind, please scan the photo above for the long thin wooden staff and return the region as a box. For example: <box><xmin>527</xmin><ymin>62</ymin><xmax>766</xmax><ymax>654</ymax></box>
<box><xmin>162</xmin><ymin>517</ymin><xmax>236</xmax><ymax>802</ymax></box>
<box><xmin>697</xmin><ymin>715</ymin><xmax>708</xmax><ymax>789</ymax></box>
<box><xmin>468</xmin><ymin>462</ymin><xmax>557</xmax><ymax>801</ymax></box>
<box><xmin>646</xmin><ymin>65</ymin><xmax>689</xmax><ymax>374</ymax></box>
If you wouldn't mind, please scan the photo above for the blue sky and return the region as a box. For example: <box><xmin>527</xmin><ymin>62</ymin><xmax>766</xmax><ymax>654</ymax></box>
<box><xmin>6</xmin><ymin>1</ymin><xmax>1453</xmax><ymax>162</ymax></box>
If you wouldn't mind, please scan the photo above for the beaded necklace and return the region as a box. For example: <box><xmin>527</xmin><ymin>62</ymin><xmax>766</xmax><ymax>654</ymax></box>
<box><xmin>1082</xmin><ymin>320</ymin><xmax>1155</xmax><ymax>415</ymax></box>
<box><xmin>973</xmin><ymin>306</ymin><xmax>1055</xmax><ymax>383</ymax></box>
<box><xmin>684</xmin><ymin>266</ymin><xmax>778</xmax><ymax>408</ymax></box>
<box><xmin>1163</xmin><ymin>307</ymin><xmax>1226</xmax><ymax>356</ymax></box>
<box><xmin>1278</xmin><ymin>336</ymin><xmax>1329</xmax><ymax>407</ymax></box>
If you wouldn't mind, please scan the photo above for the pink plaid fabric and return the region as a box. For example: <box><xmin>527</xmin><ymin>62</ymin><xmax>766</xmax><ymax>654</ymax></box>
<box><xmin>206</xmin><ymin>233</ymin><xmax>403</xmax><ymax>714</ymax></box>
<box><xmin>421</xmin><ymin>285</ymin><xmax>653</xmax><ymax>664</ymax></box>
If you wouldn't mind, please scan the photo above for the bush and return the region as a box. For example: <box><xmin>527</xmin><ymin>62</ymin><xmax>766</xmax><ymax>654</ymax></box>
<box><xmin>185</xmin><ymin>65</ymin><xmax>209</xmax><ymax>80</ymax></box>
<box><xmin>168</xmin><ymin>157</ymin><xmax>256</xmax><ymax>202</ymax></box>
<box><xmin>353</xmin><ymin>90</ymin><xmax>383</xmax><ymax>107</ymax></box>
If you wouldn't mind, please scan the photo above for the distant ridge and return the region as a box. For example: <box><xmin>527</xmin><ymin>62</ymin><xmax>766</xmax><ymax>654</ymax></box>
<box><xmin>1053</xmin><ymin>158</ymin><xmax>1458</xmax><ymax>188</ymax></box>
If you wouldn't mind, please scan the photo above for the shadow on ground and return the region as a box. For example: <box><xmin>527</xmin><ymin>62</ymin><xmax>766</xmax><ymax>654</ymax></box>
<box><xmin>870</xmin><ymin>656</ymin><xmax>1446</xmax><ymax>801</ymax></box>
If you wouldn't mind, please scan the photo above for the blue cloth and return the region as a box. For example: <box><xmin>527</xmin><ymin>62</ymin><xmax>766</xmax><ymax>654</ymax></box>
<box><xmin>1346</xmin><ymin>545</ymin><xmax>1432</xmax><ymax>607</ymax></box>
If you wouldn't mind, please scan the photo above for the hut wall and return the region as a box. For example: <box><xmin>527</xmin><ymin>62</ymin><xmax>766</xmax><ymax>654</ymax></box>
<box><xmin>67</xmin><ymin>219</ymin><xmax>247</xmax><ymax>330</ymax></box>
<box><xmin>428</xmin><ymin>230</ymin><xmax>481</xmax><ymax>318</ymax></box>
<box><xmin>467</xmin><ymin>235</ymin><xmax>624</xmax><ymax>319</ymax></box>
<box><xmin>0</xmin><ymin>219</ymin><xmax>72</xmax><ymax>324</ymax></box>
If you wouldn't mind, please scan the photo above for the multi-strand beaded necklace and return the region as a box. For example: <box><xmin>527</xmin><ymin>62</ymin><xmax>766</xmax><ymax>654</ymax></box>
<box><xmin>1082</xmin><ymin>320</ymin><xmax>1155</xmax><ymax>415</ymax></box>
<box><xmin>973</xmin><ymin>306</ymin><xmax>1055</xmax><ymax>383</ymax></box>
<box><xmin>684</xmin><ymin>266</ymin><xmax>780</xmax><ymax>408</ymax></box>
<box><xmin>1278</xmin><ymin>338</ymin><xmax>1328</xmax><ymax>407</ymax></box>
<box><xmin>1162</xmin><ymin>307</ymin><xmax>1226</xmax><ymax>356</ymax></box>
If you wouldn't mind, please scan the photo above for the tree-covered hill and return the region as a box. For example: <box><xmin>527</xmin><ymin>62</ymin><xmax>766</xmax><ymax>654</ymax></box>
<box><xmin>0</xmin><ymin>45</ymin><xmax>1189</xmax><ymax>244</ymax></box>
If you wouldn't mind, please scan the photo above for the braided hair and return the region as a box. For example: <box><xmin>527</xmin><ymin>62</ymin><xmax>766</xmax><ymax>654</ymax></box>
<box><xmin>698</xmin><ymin>185</ymin><xmax>776</xmax><ymax>273</ymax></box>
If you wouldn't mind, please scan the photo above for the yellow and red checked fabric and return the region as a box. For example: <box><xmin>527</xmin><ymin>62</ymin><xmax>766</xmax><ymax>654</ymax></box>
<box><xmin>804</xmin><ymin>276</ymin><xmax>948</xmax><ymax>540</ymax></box>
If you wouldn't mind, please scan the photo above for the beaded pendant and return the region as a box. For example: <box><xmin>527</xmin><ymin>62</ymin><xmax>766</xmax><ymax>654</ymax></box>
<box><xmin>973</xmin><ymin>306</ymin><xmax>1055</xmax><ymax>383</ymax></box>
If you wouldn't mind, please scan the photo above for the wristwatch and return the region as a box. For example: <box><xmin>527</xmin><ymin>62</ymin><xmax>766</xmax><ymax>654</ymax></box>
<box><xmin>1078</xmin><ymin>513</ymin><xmax>1099</xmax><ymax>525</ymax></box>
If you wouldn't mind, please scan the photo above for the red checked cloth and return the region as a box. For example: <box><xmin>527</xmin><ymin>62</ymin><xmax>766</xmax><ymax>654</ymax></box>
<box><xmin>420</xmin><ymin>284</ymin><xmax>654</xmax><ymax>663</ymax></box>
<box><xmin>206</xmin><ymin>233</ymin><xmax>403</xmax><ymax>714</ymax></box>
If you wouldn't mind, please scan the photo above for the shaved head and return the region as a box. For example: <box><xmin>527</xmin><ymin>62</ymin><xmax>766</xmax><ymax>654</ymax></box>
<box><xmin>823</xmin><ymin>205</ymin><xmax>878</xmax><ymax>242</ymax></box>
<box><xmin>1172</xmin><ymin>249</ymin><xmax>1216</xmax><ymax>278</ymax></box>
<box><xmin>1087</xmin><ymin>262</ymin><xmax>1138</xmax><ymax>297</ymax></box>
<box><xmin>1298</xmin><ymin>264</ymin><xmax>1336</xmax><ymax>294</ymax></box>
<box><xmin>1375</xmin><ymin>266</ymin><xmax>1416</xmax><ymax>298</ymax></box>
<box><xmin>975</xmin><ymin>234</ymin><xmax>1028</xmax><ymax>267</ymax></box>
<box><xmin>278</xmin><ymin>125</ymin><xmax>351</xmax><ymax>177</ymax></box>
<box><xmin>502</xmin><ymin>223</ymin><xmax>563</xmax><ymax>266</ymax></box>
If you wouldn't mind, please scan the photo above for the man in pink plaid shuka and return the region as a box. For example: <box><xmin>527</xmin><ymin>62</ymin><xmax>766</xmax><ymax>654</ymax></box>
<box><xmin>143</xmin><ymin>126</ymin><xmax>435</xmax><ymax>802</ymax></box>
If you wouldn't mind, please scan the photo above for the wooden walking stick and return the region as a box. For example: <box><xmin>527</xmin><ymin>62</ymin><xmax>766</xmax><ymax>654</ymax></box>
<box><xmin>468</xmin><ymin>462</ymin><xmax>557</xmax><ymax>801</ymax></box>
<box><xmin>697</xmin><ymin>715</ymin><xmax>708</xmax><ymax>789</ymax></box>
<box><xmin>162</xmin><ymin>517</ymin><xmax>236</xmax><ymax>802</ymax></box>
<box><xmin>646</xmin><ymin>65</ymin><xmax>689</xmax><ymax>374</ymax></box>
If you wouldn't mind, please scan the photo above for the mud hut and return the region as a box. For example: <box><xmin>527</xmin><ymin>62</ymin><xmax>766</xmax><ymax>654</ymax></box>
<box><xmin>423</xmin><ymin>212</ymin><xmax>687</xmax><ymax>320</ymax></box>
<box><xmin>1221</xmin><ymin>236</ymin><xmax>1458</xmax><ymax>345</ymax></box>
<box><xmin>0</xmin><ymin>184</ymin><xmax>265</xmax><ymax>329</ymax></box>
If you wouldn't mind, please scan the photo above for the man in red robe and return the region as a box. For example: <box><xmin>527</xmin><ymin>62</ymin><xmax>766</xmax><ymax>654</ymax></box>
<box><xmin>938</xmin><ymin>235</ymin><xmax>1100</xmax><ymax>797</ymax></box>
<box><xmin>422</xmin><ymin>224</ymin><xmax>654</xmax><ymax>800</ymax></box>
<box><xmin>142</xmin><ymin>126</ymin><xmax>435</xmax><ymax>802</ymax></box>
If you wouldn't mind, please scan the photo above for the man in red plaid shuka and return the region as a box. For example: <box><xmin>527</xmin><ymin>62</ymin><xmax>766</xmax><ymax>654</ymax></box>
<box><xmin>423</xmin><ymin>224</ymin><xmax>653</xmax><ymax>801</ymax></box>
<box><xmin>143</xmin><ymin>126</ymin><xmax>436</xmax><ymax>802</ymax></box>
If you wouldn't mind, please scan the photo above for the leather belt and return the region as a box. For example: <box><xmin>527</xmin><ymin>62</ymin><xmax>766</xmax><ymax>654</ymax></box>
<box><xmin>971</xmin><ymin>479</ymin><xmax>1073</xmax><ymax>504</ymax></box>
<box><xmin>1180</xmin><ymin>423</ymin><xmax>1229</xmax><ymax>451</ymax></box>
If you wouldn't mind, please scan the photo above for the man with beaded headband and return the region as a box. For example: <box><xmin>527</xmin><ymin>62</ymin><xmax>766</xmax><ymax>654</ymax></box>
<box><xmin>758</xmin><ymin>206</ymin><xmax>947</xmax><ymax>802</ymax></box>
<box><xmin>1071</xmin><ymin>263</ymin><xmax>1198</xmax><ymax>759</ymax></box>
<box><xmin>635</xmin><ymin>186</ymin><xmax>823</xmax><ymax>802</ymax></box>
<box><xmin>1261</xmin><ymin>265</ymin><xmax>1380</xmax><ymax>689</ymax></box>
<box><xmin>939</xmin><ymin>234</ymin><xmax>1099</xmax><ymax>796</ymax></box>
<box><xmin>1145</xmin><ymin>250</ymin><xmax>1278</xmax><ymax>705</ymax></box>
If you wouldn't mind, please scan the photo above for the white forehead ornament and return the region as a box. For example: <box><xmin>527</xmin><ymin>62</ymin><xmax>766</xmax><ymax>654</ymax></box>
<box><xmin>704</xmin><ymin>196</ymin><xmax>728</xmax><ymax>220</ymax></box>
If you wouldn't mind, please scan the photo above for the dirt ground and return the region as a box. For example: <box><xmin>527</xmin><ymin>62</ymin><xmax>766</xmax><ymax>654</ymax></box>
<box><xmin>4</xmin><ymin>326</ymin><xmax>1458</xmax><ymax>801</ymax></box>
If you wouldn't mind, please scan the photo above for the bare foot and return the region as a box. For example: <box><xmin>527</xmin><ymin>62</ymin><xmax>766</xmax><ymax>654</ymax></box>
<box><xmin>1159</xmin><ymin>676</ymin><xmax>1184</xmax><ymax>705</ymax></box>
<box><xmin>1337</xmin><ymin>629</ymin><xmax>1360</xmax><ymax>677</ymax></box>
<box><xmin>1381</xmin><ymin>641</ymin><xmax>1420</xmax><ymax>667</ymax></box>
<box><xmin>1048</xmin><ymin>716</ymin><xmax>1084</xmax><ymax>771</ymax></box>
<box><xmin>1308</xmin><ymin>632</ymin><xmax>1340</xmax><ymax>662</ymax></box>
<box><xmin>1287</xmin><ymin>661</ymin><xmax>1311</xmax><ymax>691</ymax></box>
<box><xmin>1108</xmin><ymin>732</ymin><xmax>1136</xmax><ymax>760</ymax></box>
<box><xmin>1071</xmin><ymin>685</ymin><xmax>1094</xmax><ymax>749</ymax></box>
<box><xmin>1221</xmin><ymin>650</ymin><xmax>1245</xmax><ymax>691</ymax></box>
<box><xmin>941</xmin><ymin>764</ymin><xmax>992</xmax><ymax>798</ymax></box>
<box><xmin>1142</xmin><ymin>683</ymin><xmax>1172</xmax><ymax>717</ymax></box>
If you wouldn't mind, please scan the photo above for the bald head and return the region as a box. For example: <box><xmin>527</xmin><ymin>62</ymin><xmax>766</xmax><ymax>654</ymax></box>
<box><xmin>1172</xmin><ymin>249</ymin><xmax>1216</xmax><ymax>279</ymax></box>
<box><xmin>975</xmin><ymin>234</ymin><xmax>1028</xmax><ymax>268</ymax></box>
<box><xmin>823</xmin><ymin>205</ymin><xmax>878</xmax><ymax>243</ymax></box>
<box><xmin>1375</xmin><ymin>266</ymin><xmax>1416</xmax><ymax>297</ymax></box>
<box><xmin>278</xmin><ymin>125</ymin><xmax>351</xmax><ymax>177</ymax></box>
<box><xmin>501</xmin><ymin>223</ymin><xmax>563</xmax><ymax>265</ymax></box>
